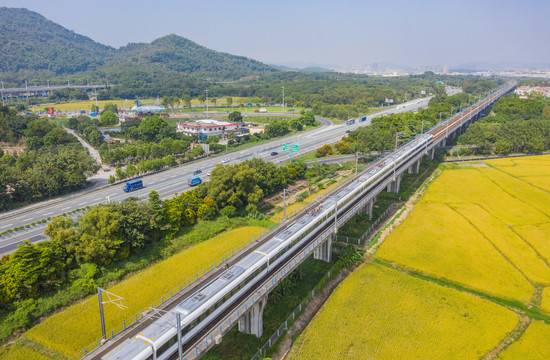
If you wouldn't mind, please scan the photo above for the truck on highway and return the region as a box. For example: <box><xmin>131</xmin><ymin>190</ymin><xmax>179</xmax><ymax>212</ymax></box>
<box><xmin>123</xmin><ymin>179</ymin><xmax>143</xmax><ymax>192</ymax></box>
<box><xmin>360</xmin><ymin>116</ymin><xmax>367</xmax><ymax>122</ymax></box>
<box><xmin>188</xmin><ymin>176</ymin><xmax>202</xmax><ymax>187</ymax></box>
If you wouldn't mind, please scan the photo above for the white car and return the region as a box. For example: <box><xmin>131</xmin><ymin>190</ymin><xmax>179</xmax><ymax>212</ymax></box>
<box><xmin>221</xmin><ymin>158</ymin><xmax>230</xmax><ymax>164</ymax></box>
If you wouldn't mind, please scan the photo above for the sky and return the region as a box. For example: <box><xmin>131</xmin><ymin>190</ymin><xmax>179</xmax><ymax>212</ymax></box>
<box><xmin>1</xmin><ymin>0</ymin><xmax>549</xmax><ymax>68</ymax></box>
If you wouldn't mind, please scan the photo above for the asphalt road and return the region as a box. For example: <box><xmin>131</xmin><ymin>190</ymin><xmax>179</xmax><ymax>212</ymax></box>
<box><xmin>0</xmin><ymin>94</ymin><xmax>443</xmax><ymax>255</ymax></box>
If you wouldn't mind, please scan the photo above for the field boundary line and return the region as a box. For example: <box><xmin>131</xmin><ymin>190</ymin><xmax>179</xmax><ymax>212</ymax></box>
<box><xmin>373</xmin><ymin>259</ymin><xmax>550</xmax><ymax>323</ymax></box>
<box><xmin>484</xmin><ymin>162</ymin><xmax>550</xmax><ymax>196</ymax></box>
<box><xmin>475</xmin><ymin>167</ymin><xmax>550</xmax><ymax>219</ymax></box>
<box><xmin>446</xmin><ymin>203</ymin><xmax>535</xmax><ymax>287</ymax></box>
<box><xmin>481</xmin><ymin>313</ymin><xmax>532</xmax><ymax>360</ymax></box>
<box><xmin>509</xmin><ymin>226</ymin><xmax>550</xmax><ymax>272</ymax></box>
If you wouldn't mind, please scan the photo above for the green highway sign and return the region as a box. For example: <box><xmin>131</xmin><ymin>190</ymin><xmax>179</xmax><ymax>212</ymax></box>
<box><xmin>291</xmin><ymin>144</ymin><xmax>299</xmax><ymax>152</ymax></box>
<box><xmin>282</xmin><ymin>144</ymin><xmax>289</xmax><ymax>151</ymax></box>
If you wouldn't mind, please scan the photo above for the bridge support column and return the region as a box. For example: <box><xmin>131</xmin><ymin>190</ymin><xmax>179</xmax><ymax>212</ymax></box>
<box><xmin>408</xmin><ymin>159</ymin><xmax>420</xmax><ymax>174</ymax></box>
<box><xmin>386</xmin><ymin>173</ymin><xmax>403</xmax><ymax>193</ymax></box>
<box><xmin>238</xmin><ymin>295</ymin><xmax>268</xmax><ymax>338</ymax></box>
<box><xmin>428</xmin><ymin>147</ymin><xmax>435</xmax><ymax>160</ymax></box>
<box><xmin>314</xmin><ymin>233</ymin><xmax>333</xmax><ymax>262</ymax></box>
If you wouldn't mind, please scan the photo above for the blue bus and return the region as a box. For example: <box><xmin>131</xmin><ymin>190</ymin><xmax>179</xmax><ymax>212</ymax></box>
<box><xmin>123</xmin><ymin>179</ymin><xmax>143</xmax><ymax>192</ymax></box>
<box><xmin>188</xmin><ymin>176</ymin><xmax>202</xmax><ymax>187</ymax></box>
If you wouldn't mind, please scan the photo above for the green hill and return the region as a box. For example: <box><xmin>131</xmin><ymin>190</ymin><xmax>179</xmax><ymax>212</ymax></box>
<box><xmin>0</xmin><ymin>7</ymin><xmax>113</xmax><ymax>76</ymax></box>
<box><xmin>0</xmin><ymin>7</ymin><xmax>276</xmax><ymax>84</ymax></box>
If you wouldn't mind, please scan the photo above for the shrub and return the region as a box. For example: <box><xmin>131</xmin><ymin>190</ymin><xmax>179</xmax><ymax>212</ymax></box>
<box><xmin>296</xmin><ymin>192</ymin><xmax>309</xmax><ymax>202</ymax></box>
<box><xmin>220</xmin><ymin>206</ymin><xmax>236</xmax><ymax>218</ymax></box>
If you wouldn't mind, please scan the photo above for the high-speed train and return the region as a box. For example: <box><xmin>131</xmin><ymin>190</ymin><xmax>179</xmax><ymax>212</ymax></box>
<box><xmin>103</xmin><ymin>133</ymin><xmax>434</xmax><ymax>360</ymax></box>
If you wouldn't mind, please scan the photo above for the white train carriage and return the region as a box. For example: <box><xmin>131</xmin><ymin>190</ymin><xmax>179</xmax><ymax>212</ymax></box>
<box><xmin>102</xmin><ymin>133</ymin><xmax>433</xmax><ymax>360</ymax></box>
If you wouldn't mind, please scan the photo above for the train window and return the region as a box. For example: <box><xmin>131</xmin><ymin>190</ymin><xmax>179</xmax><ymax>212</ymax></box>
<box><xmin>207</xmin><ymin>305</ymin><xmax>215</xmax><ymax>315</ymax></box>
<box><xmin>215</xmin><ymin>298</ymin><xmax>224</xmax><ymax>309</ymax></box>
<box><xmin>199</xmin><ymin>312</ymin><xmax>207</xmax><ymax>323</ymax></box>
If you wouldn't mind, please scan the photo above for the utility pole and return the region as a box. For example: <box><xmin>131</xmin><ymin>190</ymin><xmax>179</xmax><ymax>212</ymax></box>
<box><xmin>283</xmin><ymin>188</ymin><xmax>287</xmax><ymax>219</ymax></box>
<box><xmin>206</xmin><ymin>90</ymin><xmax>209</xmax><ymax>118</ymax></box>
<box><xmin>97</xmin><ymin>287</ymin><xmax>107</xmax><ymax>340</ymax></box>
<box><xmin>282</xmin><ymin>87</ymin><xmax>285</xmax><ymax>114</ymax></box>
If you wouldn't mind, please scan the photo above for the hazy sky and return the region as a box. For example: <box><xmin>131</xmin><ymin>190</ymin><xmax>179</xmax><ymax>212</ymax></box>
<box><xmin>1</xmin><ymin>0</ymin><xmax>549</xmax><ymax>68</ymax></box>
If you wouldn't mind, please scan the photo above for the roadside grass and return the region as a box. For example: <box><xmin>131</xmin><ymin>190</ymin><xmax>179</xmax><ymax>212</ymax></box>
<box><xmin>498</xmin><ymin>320</ymin><xmax>550</xmax><ymax>360</ymax></box>
<box><xmin>269</xmin><ymin>175</ymin><xmax>347</xmax><ymax>223</ymax></box>
<box><xmin>287</xmin><ymin>262</ymin><xmax>518</xmax><ymax>360</ymax></box>
<box><xmin>541</xmin><ymin>288</ymin><xmax>550</xmax><ymax>314</ymax></box>
<box><xmin>377</xmin><ymin>202</ymin><xmax>533</xmax><ymax>302</ymax></box>
<box><xmin>26</xmin><ymin>225</ymin><xmax>267</xmax><ymax>358</ymax></box>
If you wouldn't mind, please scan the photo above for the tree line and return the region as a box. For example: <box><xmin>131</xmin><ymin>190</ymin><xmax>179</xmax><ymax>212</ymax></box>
<box><xmin>0</xmin><ymin>157</ymin><xmax>307</xmax><ymax>310</ymax></box>
<box><xmin>457</xmin><ymin>96</ymin><xmax>550</xmax><ymax>154</ymax></box>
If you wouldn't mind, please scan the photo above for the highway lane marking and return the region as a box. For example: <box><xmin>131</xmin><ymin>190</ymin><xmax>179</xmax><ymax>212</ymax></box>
<box><xmin>43</xmin><ymin>211</ymin><xmax>53</xmax><ymax>215</ymax></box>
<box><xmin>0</xmin><ymin>224</ymin><xmax>13</xmax><ymax>229</ymax></box>
<box><xmin>20</xmin><ymin>218</ymin><xmax>33</xmax><ymax>222</ymax></box>
<box><xmin>78</xmin><ymin>202</ymin><xmax>87</xmax><ymax>206</ymax></box>
<box><xmin>171</xmin><ymin>174</ymin><xmax>178</xmax><ymax>178</ymax></box>
<box><xmin>61</xmin><ymin>207</ymin><xmax>71</xmax><ymax>210</ymax></box>
<box><xmin>160</xmin><ymin>178</ymin><xmax>166</xmax><ymax>181</ymax></box>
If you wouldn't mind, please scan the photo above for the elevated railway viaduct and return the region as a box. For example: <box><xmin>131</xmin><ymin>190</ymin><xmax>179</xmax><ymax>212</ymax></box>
<box><xmin>82</xmin><ymin>83</ymin><xmax>515</xmax><ymax>360</ymax></box>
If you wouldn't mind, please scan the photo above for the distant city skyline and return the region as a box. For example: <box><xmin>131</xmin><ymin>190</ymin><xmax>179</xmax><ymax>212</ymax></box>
<box><xmin>1</xmin><ymin>0</ymin><xmax>549</xmax><ymax>69</ymax></box>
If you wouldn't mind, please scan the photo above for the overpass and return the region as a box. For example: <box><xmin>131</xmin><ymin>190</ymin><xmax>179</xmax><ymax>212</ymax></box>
<box><xmin>79</xmin><ymin>83</ymin><xmax>515</xmax><ymax>360</ymax></box>
<box><xmin>1</xmin><ymin>84</ymin><xmax>108</xmax><ymax>99</ymax></box>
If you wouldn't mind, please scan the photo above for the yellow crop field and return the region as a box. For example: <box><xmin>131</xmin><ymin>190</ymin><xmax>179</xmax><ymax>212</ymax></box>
<box><xmin>541</xmin><ymin>288</ymin><xmax>550</xmax><ymax>314</ymax></box>
<box><xmin>486</xmin><ymin>155</ymin><xmax>550</xmax><ymax>177</ymax></box>
<box><xmin>288</xmin><ymin>263</ymin><xmax>518</xmax><ymax>360</ymax></box>
<box><xmin>453</xmin><ymin>203</ymin><xmax>550</xmax><ymax>285</ymax></box>
<box><xmin>498</xmin><ymin>320</ymin><xmax>550</xmax><ymax>360</ymax></box>
<box><xmin>377</xmin><ymin>202</ymin><xmax>533</xmax><ymax>302</ymax></box>
<box><xmin>422</xmin><ymin>169</ymin><xmax>547</xmax><ymax>227</ymax></box>
<box><xmin>478</xmin><ymin>167</ymin><xmax>550</xmax><ymax>218</ymax></box>
<box><xmin>27</xmin><ymin>226</ymin><xmax>264</xmax><ymax>357</ymax></box>
<box><xmin>45</xmin><ymin>99</ymin><xmax>146</xmax><ymax>112</ymax></box>
<box><xmin>1</xmin><ymin>346</ymin><xmax>53</xmax><ymax>360</ymax></box>
<box><xmin>519</xmin><ymin>176</ymin><xmax>550</xmax><ymax>192</ymax></box>
<box><xmin>513</xmin><ymin>223</ymin><xmax>550</xmax><ymax>264</ymax></box>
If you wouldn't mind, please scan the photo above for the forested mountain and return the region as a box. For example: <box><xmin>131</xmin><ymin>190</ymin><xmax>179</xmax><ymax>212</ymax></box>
<box><xmin>0</xmin><ymin>7</ymin><xmax>276</xmax><ymax>84</ymax></box>
<box><xmin>0</xmin><ymin>8</ymin><xmax>113</xmax><ymax>77</ymax></box>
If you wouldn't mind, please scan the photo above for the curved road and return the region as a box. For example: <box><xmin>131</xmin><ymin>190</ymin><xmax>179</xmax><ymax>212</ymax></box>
<box><xmin>0</xmin><ymin>94</ymin><xmax>447</xmax><ymax>255</ymax></box>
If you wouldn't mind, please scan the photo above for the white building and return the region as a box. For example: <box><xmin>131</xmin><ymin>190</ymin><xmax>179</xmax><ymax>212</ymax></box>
<box><xmin>176</xmin><ymin>119</ymin><xmax>243</xmax><ymax>138</ymax></box>
<box><xmin>514</xmin><ymin>86</ymin><xmax>550</xmax><ymax>97</ymax></box>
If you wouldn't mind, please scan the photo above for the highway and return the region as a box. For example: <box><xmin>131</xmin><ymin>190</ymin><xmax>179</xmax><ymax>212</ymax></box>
<box><xmin>0</xmin><ymin>94</ymin><xmax>443</xmax><ymax>255</ymax></box>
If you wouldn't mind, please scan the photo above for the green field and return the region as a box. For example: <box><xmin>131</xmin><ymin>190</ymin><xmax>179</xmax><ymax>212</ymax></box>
<box><xmin>288</xmin><ymin>262</ymin><xmax>518</xmax><ymax>360</ymax></box>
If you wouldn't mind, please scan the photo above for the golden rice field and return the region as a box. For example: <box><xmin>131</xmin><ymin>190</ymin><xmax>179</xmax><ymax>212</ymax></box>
<box><xmin>377</xmin><ymin>201</ymin><xmax>533</xmax><ymax>302</ymax></box>
<box><xmin>288</xmin><ymin>263</ymin><xmax>518</xmax><ymax>360</ymax></box>
<box><xmin>379</xmin><ymin>160</ymin><xmax>550</xmax><ymax>301</ymax></box>
<box><xmin>0</xmin><ymin>344</ymin><xmax>52</xmax><ymax>360</ymax></box>
<box><xmin>497</xmin><ymin>320</ymin><xmax>550</xmax><ymax>360</ymax></box>
<box><xmin>26</xmin><ymin>226</ymin><xmax>264</xmax><ymax>358</ymax></box>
